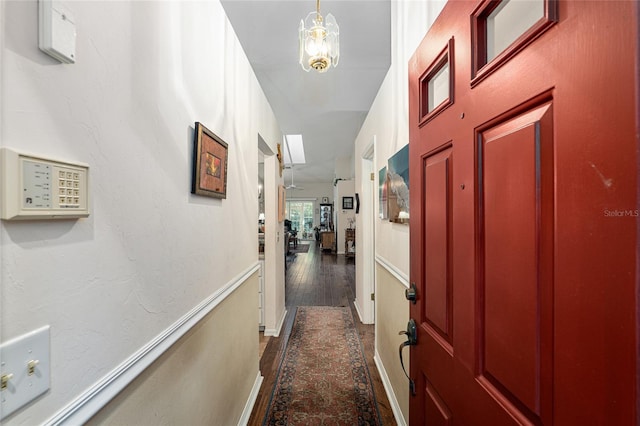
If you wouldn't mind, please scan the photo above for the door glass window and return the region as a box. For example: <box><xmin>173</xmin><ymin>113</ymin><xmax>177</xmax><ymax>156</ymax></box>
<box><xmin>428</xmin><ymin>62</ymin><xmax>450</xmax><ymax>112</ymax></box>
<box><xmin>471</xmin><ymin>0</ymin><xmax>557</xmax><ymax>86</ymax></box>
<box><xmin>487</xmin><ymin>0</ymin><xmax>544</xmax><ymax>62</ymax></box>
<box><xmin>286</xmin><ymin>201</ymin><xmax>315</xmax><ymax>239</ymax></box>
<box><xmin>419</xmin><ymin>38</ymin><xmax>455</xmax><ymax>126</ymax></box>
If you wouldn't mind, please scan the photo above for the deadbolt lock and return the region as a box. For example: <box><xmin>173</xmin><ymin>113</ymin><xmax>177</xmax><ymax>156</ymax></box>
<box><xmin>405</xmin><ymin>283</ymin><xmax>417</xmax><ymax>304</ymax></box>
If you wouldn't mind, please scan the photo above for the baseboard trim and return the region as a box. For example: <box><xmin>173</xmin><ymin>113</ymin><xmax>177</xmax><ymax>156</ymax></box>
<box><xmin>44</xmin><ymin>262</ymin><xmax>261</xmax><ymax>426</ymax></box>
<box><xmin>374</xmin><ymin>350</ymin><xmax>407</xmax><ymax>426</ymax></box>
<box><xmin>238</xmin><ymin>372</ymin><xmax>263</xmax><ymax>426</ymax></box>
<box><xmin>264</xmin><ymin>308</ymin><xmax>287</xmax><ymax>337</ymax></box>
<box><xmin>375</xmin><ymin>255</ymin><xmax>410</xmax><ymax>289</ymax></box>
<box><xmin>353</xmin><ymin>298</ymin><xmax>365</xmax><ymax>323</ymax></box>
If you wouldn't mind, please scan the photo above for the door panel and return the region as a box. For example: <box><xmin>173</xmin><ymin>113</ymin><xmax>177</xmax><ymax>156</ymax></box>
<box><xmin>425</xmin><ymin>379</ymin><xmax>452</xmax><ymax>426</ymax></box>
<box><xmin>423</xmin><ymin>146</ymin><xmax>453</xmax><ymax>346</ymax></box>
<box><xmin>477</xmin><ymin>101</ymin><xmax>554</xmax><ymax>424</ymax></box>
<box><xmin>409</xmin><ymin>1</ymin><xmax>638</xmax><ymax>424</ymax></box>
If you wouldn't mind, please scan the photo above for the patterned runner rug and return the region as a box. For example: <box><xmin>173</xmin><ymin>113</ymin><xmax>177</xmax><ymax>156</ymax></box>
<box><xmin>264</xmin><ymin>306</ymin><xmax>382</xmax><ymax>425</ymax></box>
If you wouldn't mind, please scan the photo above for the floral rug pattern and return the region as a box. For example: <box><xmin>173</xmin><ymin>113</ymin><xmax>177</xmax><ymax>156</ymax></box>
<box><xmin>264</xmin><ymin>306</ymin><xmax>382</xmax><ymax>425</ymax></box>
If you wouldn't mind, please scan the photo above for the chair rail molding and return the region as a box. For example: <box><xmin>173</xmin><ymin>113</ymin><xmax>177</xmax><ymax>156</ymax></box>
<box><xmin>375</xmin><ymin>254</ymin><xmax>410</xmax><ymax>289</ymax></box>
<box><xmin>44</xmin><ymin>262</ymin><xmax>261</xmax><ymax>426</ymax></box>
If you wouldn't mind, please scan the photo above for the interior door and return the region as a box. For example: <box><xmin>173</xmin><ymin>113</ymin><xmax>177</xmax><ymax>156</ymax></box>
<box><xmin>408</xmin><ymin>1</ymin><xmax>638</xmax><ymax>424</ymax></box>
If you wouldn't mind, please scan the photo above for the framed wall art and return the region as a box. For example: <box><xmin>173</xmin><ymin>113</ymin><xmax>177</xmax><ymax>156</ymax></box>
<box><xmin>192</xmin><ymin>122</ymin><xmax>228</xmax><ymax>199</ymax></box>
<box><xmin>278</xmin><ymin>185</ymin><xmax>286</xmax><ymax>222</ymax></box>
<box><xmin>342</xmin><ymin>196</ymin><xmax>354</xmax><ymax>210</ymax></box>
<box><xmin>378</xmin><ymin>166</ymin><xmax>388</xmax><ymax>219</ymax></box>
<box><xmin>387</xmin><ymin>144</ymin><xmax>409</xmax><ymax>223</ymax></box>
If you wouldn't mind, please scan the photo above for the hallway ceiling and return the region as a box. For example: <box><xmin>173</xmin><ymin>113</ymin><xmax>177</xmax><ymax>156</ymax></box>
<box><xmin>221</xmin><ymin>0</ymin><xmax>391</xmax><ymax>184</ymax></box>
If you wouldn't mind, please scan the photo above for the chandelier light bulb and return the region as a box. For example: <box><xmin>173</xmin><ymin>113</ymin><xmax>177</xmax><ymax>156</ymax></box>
<box><xmin>305</xmin><ymin>26</ymin><xmax>325</xmax><ymax>56</ymax></box>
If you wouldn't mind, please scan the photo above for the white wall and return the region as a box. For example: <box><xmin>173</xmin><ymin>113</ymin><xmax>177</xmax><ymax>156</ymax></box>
<box><xmin>263</xmin><ymin>153</ymin><xmax>286</xmax><ymax>337</ymax></box>
<box><xmin>286</xmin><ymin>181</ymin><xmax>333</xmax><ymax>204</ymax></box>
<box><xmin>361</xmin><ymin>0</ymin><xmax>446</xmax><ymax>273</ymax></box>
<box><xmin>353</xmin><ymin>0</ymin><xmax>446</xmax><ymax>423</ymax></box>
<box><xmin>334</xmin><ymin>156</ymin><xmax>354</xmax><ymax>180</ymax></box>
<box><xmin>0</xmin><ymin>0</ymin><xmax>282</xmax><ymax>423</ymax></box>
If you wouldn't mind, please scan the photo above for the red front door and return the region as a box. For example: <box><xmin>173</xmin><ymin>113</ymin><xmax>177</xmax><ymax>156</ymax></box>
<box><xmin>408</xmin><ymin>1</ymin><xmax>638</xmax><ymax>424</ymax></box>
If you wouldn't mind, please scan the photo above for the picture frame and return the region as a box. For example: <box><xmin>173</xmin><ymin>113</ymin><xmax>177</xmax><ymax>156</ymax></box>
<box><xmin>387</xmin><ymin>144</ymin><xmax>409</xmax><ymax>224</ymax></box>
<box><xmin>379</xmin><ymin>166</ymin><xmax>388</xmax><ymax>219</ymax></box>
<box><xmin>192</xmin><ymin>122</ymin><xmax>228</xmax><ymax>199</ymax></box>
<box><xmin>278</xmin><ymin>185</ymin><xmax>286</xmax><ymax>222</ymax></box>
<box><xmin>342</xmin><ymin>196</ymin><xmax>354</xmax><ymax>210</ymax></box>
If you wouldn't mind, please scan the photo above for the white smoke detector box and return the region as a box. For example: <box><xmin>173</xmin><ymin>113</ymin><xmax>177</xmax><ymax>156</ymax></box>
<box><xmin>38</xmin><ymin>0</ymin><xmax>76</xmax><ymax>64</ymax></box>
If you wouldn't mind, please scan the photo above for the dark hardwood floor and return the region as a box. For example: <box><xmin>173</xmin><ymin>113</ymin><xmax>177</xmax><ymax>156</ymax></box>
<box><xmin>248</xmin><ymin>241</ymin><xmax>397</xmax><ymax>425</ymax></box>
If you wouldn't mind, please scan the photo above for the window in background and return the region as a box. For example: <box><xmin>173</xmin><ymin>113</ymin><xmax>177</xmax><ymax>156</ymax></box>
<box><xmin>286</xmin><ymin>201</ymin><xmax>315</xmax><ymax>239</ymax></box>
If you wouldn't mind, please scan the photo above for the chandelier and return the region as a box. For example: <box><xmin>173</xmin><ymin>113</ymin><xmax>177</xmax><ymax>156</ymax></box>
<box><xmin>298</xmin><ymin>0</ymin><xmax>340</xmax><ymax>73</ymax></box>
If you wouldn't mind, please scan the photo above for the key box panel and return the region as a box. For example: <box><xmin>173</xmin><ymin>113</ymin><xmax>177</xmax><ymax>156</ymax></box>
<box><xmin>1</xmin><ymin>148</ymin><xmax>89</xmax><ymax>220</ymax></box>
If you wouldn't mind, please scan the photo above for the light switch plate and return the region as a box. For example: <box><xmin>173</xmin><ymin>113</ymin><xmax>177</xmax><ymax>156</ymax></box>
<box><xmin>0</xmin><ymin>326</ymin><xmax>51</xmax><ymax>420</ymax></box>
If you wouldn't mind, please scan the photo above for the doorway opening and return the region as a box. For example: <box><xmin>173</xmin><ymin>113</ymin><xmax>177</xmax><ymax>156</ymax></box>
<box><xmin>357</xmin><ymin>138</ymin><xmax>376</xmax><ymax>324</ymax></box>
<box><xmin>286</xmin><ymin>200</ymin><xmax>315</xmax><ymax>240</ymax></box>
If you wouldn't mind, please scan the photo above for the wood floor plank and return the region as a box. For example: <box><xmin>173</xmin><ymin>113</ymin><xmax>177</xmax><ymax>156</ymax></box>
<box><xmin>248</xmin><ymin>241</ymin><xmax>397</xmax><ymax>426</ymax></box>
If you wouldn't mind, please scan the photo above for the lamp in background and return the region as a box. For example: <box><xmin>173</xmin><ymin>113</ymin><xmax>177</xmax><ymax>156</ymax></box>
<box><xmin>299</xmin><ymin>0</ymin><xmax>339</xmax><ymax>73</ymax></box>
